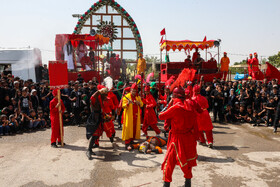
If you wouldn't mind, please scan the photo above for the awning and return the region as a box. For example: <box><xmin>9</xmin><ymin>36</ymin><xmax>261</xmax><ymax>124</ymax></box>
<box><xmin>160</xmin><ymin>40</ymin><xmax>216</xmax><ymax>52</ymax></box>
<box><xmin>69</xmin><ymin>34</ymin><xmax>110</xmax><ymax>48</ymax></box>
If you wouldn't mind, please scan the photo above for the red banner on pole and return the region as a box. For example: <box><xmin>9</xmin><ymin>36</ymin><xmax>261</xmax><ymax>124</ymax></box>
<box><xmin>160</xmin><ymin>28</ymin><xmax>166</xmax><ymax>36</ymax></box>
<box><xmin>48</xmin><ymin>61</ymin><xmax>68</xmax><ymax>89</ymax></box>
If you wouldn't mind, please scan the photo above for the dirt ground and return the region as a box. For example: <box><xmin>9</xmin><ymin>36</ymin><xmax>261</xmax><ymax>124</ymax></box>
<box><xmin>0</xmin><ymin>121</ymin><xmax>280</xmax><ymax>187</ymax></box>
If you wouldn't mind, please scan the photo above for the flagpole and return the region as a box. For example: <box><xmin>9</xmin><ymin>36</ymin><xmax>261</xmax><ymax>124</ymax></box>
<box><xmin>165</xmin><ymin>30</ymin><xmax>167</xmax><ymax>62</ymax></box>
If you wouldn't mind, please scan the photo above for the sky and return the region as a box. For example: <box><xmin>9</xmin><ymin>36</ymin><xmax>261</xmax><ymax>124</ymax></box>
<box><xmin>1</xmin><ymin>0</ymin><xmax>280</xmax><ymax>65</ymax></box>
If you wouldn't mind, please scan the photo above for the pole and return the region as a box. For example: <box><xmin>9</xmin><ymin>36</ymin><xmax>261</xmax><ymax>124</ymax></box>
<box><xmin>205</xmin><ymin>48</ymin><xmax>207</xmax><ymax>61</ymax></box>
<box><xmin>57</xmin><ymin>89</ymin><xmax>64</xmax><ymax>147</ymax></box>
<box><xmin>218</xmin><ymin>46</ymin><xmax>220</xmax><ymax>71</ymax></box>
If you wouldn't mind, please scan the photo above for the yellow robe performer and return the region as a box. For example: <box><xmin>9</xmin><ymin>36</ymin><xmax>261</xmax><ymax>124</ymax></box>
<box><xmin>122</xmin><ymin>83</ymin><xmax>143</xmax><ymax>148</ymax></box>
<box><xmin>137</xmin><ymin>53</ymin><xmax>146</xmax><ymax>75</ymax></box>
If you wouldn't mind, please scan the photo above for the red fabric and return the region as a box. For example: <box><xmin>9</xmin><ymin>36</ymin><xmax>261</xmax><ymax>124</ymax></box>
<box><xmin>131</xmin><ymin>83</ymin><xmax>138</xmax><ymax>90</ymax></box>
<box><xmin>80</xmin><ymin>56</ymin><xmax>92</xmax><ymax>69</ymax></box>
<box><xmin>159</xmin><ymin>99</ymin><xmax>197</xmax><ymax>177</ymax></box>
<box><xmin>192</xmin><ymin>95</ymin><xmax>213</xmax><ymax>131</ymax></box>
<box><xmin>162</xmin><ymin>148</ymin><xmax>193</xmax><ymax>182</ymax></box>
<box><xmin>158</xmin><ymin>94</ymin><xmax>168</xmax><ymax>106</ymax></box>
<box><xmin>50</xmin><ymin>98</ymin><xmax>65</xmax><ymax>143</ymax></box>
<box><xmin>192</xmin><ymin>52</ymin><xmax>198</xmax><ymax>63</ymax></box>
<box><xmin>251</xmin><ymin>58</ymin><xmax>264</xmax><ymax>80</ymax></box>
<box><xmin>68</xmin><ymin>71</ymin><xmax>101</xmax><ymax>82</ymax></box>
<box><xmin>108</xmin><ymin>92</ymin><xmax>119</xmax><ymax>110</ymax></box>
<box><xmin>142</xmin><ymin>94</ymin><xmax>159</xmax><ymax>134</ymax></box>
<box><xmin>222</xmin><ymin>71</ymin><xmax>228</xmax><ymax>81</ymax></box>
<box><xmin>49</xmin><ymin>61</ymin><xmax>68</xmax><ymax>89</ymax></box>
<box><xmin>247</xmin><ymin>59</ymin><xmax>253</xmax><ymax>76</ymax></box>
<box><xmin>198</xmin><ymin>130</ymin><xmax>213</xmax><ymax>144</ymax></box>
<box><xmin>90</xmin><ymin>95</ymin><xmax>115</xmax><ymax>138</ymax></box>
<box><xmin>266</xmin><ymin>62</ymin><xmax>280</xmax><ymax>81</ymax></box>
<box><xmin>160</xmin><ymin>28</ymin><xmax>166</xmax><ymax>36</ymax></box>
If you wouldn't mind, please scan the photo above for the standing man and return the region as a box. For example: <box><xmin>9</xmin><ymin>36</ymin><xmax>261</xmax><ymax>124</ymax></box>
<box><xmin>50</xmin><ymin>89</ymin><xmax>65</xmax><ymax>148</ymax></box>
<box><xmin>70</xmin><ymin>82</ymin><xmax>82</xmax><ymax>126</ymax></box>
<box><xmin>192</xmin><ymin>85</ymin><xmax>214</xmax><ymax>148</ymax></box>
<box><xmin>251</xmin><ymin>52</ymin><xmax>264</xmax><ymax>80</ymax></box>
<box><xmin>159</xmin><ymin>86</ymin><xmax>197</xmax><ymax>187</ymax></box>
<box><xmin>137</xmin><ymin>53</ymin><xmax>146</xmax><ymax>76</ymax></box>
<box><xmin>220</xmin><ymin>52</ymin><xmax>230</xmax><ymax>81</ymax></box>
<box><xmin>122</xmin><ymin>83</ymin><xmax>143</xmax><ymax>150</ymax></box>
<box><xmin>247</xmin><ymin>54</ymin><xmax>253</xmax><ymax>76</ymax></box>
<box><xmin>142</xmin><ymin>86</ymin><xmax>161</xmax><ymax>137</ymax></box>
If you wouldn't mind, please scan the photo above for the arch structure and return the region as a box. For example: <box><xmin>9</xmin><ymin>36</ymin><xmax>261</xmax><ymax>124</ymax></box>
<box><xmin>73</xmin><ymin>0</ymin><xmax>143</xmax><ymax>62</ymax></box>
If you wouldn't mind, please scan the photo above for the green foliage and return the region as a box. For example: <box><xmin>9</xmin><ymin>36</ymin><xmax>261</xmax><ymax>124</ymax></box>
<box><xmin>268</xmin><ymin>52</ymin><xmax>280</xmax><ymax>67</ymax></box>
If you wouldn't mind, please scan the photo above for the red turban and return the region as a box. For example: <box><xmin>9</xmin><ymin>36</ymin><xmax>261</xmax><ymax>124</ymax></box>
<box><xmin>52</xmin><ymin>89</ymin><xmax>58</xmax><ymax>97</ymax></box>
<box><xmin>131</xmin><ymin>83</ymin><xmax>138</xmax><ymax>90</ymax></box>
<box><xmin>193</xmin><ymin>85</ymin><xmax>201</xmax><ymax>94</ymax></box>
<box><xmin>249</xmin><ymin>54</ymin><xmax>253</xmax><ymax>56</ymax></box>
<box><xmin>97</xmin><ymin>85</ymin><xmax>106</xmax><ymax>90</ymax></box>
<box><xmin>224</xmin><ymin>52</ymin><xmax>227</xmax><ymax>55</ymax></box>
<box><xmin>173</xmin><ymin>86</ymin><xmax>185</xmax><ymax>99</ymax></box>
<box><xmin>254</xmin><ymin>52</ymin><xmax>257</xmax><ymax>56</ymax></box>
<box><xmin>124</xmin><ymin>87</ymin><xmax>131</xmax><ymax>92</ymax></box>
<box><xmin>144</xmin><ymin>86</ymin><xmax>150</xmax><ymax>92</ymax></box>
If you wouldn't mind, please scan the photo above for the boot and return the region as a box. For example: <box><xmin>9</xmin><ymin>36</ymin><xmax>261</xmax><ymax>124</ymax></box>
<box><xmin>110</xmin><ymin>137</ymin><xmax>114</xmax><ymax>143</ymax></box>
<box><xmin>86</xmin><ymin>149</ymin><xmax>92</xmax><ymax>160</ymax></box>
<box><xmin>163</xmin><ymin>181</ymin><xmax>170</xmax><ymax>187</ymax></box>
<box><xmin>185</xmin><ymin>178</ymin><xmax>191</xmax><ymax>187</ymax></box>
<box><xmin>51</xmin><ymin>142</ymin><xmax>58</xmax><ymax>148</ymax></box>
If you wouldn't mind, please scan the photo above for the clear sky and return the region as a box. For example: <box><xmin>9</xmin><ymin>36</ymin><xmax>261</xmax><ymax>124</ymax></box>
<box><xmin>1</xmin><ymin>0</ymin><xmax>280</xmax><ymax>65</ymax></box>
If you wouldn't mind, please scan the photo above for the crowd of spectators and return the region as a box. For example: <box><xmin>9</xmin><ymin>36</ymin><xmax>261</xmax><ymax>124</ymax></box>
<box><xmin>0</xmin><ymin>72</ymin><xmax>102</xmax><ymax>136</ymax></box>
<box><xmin>199</xmin><ymin>77</ymin><xmax>279</xmax><ymax>133</ymax></box>
<box><xmin>1</xmin><ymin>70</ymin><xmax>279</xmax><ymax>136</ymax></box>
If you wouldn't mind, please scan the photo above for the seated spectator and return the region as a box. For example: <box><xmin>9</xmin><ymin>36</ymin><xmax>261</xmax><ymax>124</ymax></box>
<box><xmin>236</xmin><ymin>103</ymin><xmax>247</xmax><ymax>123</ymax></box>
<box><xmin>28</xmin><ymin>109</ymin><xmax>42</xmax><ymax>129</ymax></box>
<box><xmin>9</xmin><ymin>114</ymin><xmax>18</xmax><ymax>133</ymax></box>
<box><xmin>38</xmin><ymin>110</ymin><xmax>47</xmax><ymax>128</ymax></box>
<box><xmin>245</xmin><ymin>106</ymin><xmax>253</xmax><ymax>123</ymax></box>
<box><xmin>0</xmin><ymin>114</ymin><xmax>10</xmax><ymax>135</ymax></box>
<box><xmin>80</xmin><ymin>106</ymin><xmax>90</xmax><ymax>124</ymax></box>
<box><xmin>63</xmin><ymin>111</ymin><xmax>73</xmax><ymax>126</ymax></box>
<box><xmin>224</xmin><ymin>105</ymin><xmax>236</xmax><ymax>123</ymax></box>
<box><xmin>18</xmin><ymin>87</ymin><xmax>32</xmax><ymax>115</ymax></box>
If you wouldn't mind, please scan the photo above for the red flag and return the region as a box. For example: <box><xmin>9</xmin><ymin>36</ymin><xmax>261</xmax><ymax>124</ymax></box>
<box><xmin>160</xmin><ymin>28</ymin><xmax>166</xmax><ymax>36</ymax></box>
<box><xmin>203</xmin><ymin>36</ymin><xmax>207</xmax><ymax>42</ymax></box>
<box><xmin>49</xmin><ymin>61</ymin><xmax>68</xmax><ymax>89</ymax></box>
<box><xmin>159</xmin><ymin>36</ymin><xmax>163</xmax><ymax>44</ymax></box>
<box><xmin>266</xmin><ymin>62</ymin><xmax>280</xmax><ymax>81</ymax></box>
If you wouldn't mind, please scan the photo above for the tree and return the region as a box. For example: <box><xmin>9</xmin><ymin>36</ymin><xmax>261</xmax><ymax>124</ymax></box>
<box><xmin>268</xmin><ymin>52</ymin><xmax>280</xmax><ymax>68</ymax></box>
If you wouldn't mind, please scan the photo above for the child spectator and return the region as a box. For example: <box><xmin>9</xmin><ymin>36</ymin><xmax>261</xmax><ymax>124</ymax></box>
<box><xmin>9</xmin><ymin>114</ymin><xmax>18</xmax><ymax>133</ymax></box>
<box><xmin>0</xmin><ymin>114</ymin><xmax>10</xmax><ymax>135</ymax></box>
<box><xmin>224</xmin><ymin>105</ymin><xmax>235</xmax><ymax>123</ymax></box>
<box><xmin>80</xmin><ymin>106</ymin><xmax>90</xmax><ymax>124</ymax></box>
<box><xmin>38</xmin><ymin>110</ymin><xmax>47</xmax><ymax>128</ymax></box>
<box><xmin>18</xmin><ymin>87</ymin><xmax>32</xmax><ymax>115</ymax></box>
<box><xmin>28</xmin><ymin>109</ymin><xmax>42</xmax><ymax>129</ymax></box>
<box><xmin>253</xmin><ymin>91</ymin><xmax>262</xmax><ymax>112</ymax></box>
<box><xmin>63</xmin><ymin>111</ymin><xmax>73</xmax><ymax>126</ymax></box>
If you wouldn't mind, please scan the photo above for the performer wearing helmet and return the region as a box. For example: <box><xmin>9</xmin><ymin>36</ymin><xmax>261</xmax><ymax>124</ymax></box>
<box><xmin>159</xmin><ymin>86</ymin><xmax>197</xmax><ymax>187</ymax></box>
<box><xmin>192</xmin><ymin>85</ymin><xmax>214</xmax><ymax>148</ymax></box>
<box><xmin>142</xmin><ymin>86</ymin><xmax>161</xmax><ymax>137</ymax></box>
<box><xmin>122</xmin><ymin>83</ymin><xmax>143</xmax><ymax>150</ymax></box>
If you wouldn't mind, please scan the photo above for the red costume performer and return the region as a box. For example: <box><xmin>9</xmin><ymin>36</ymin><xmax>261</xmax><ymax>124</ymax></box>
<box><xmin>50</xmin><ymin>89</ymin><xmax>65</xmax><ymax>147</ymax></box>
<box><xmin>159</xmin><ymin>86</ymin><xmax>197</xmax><ymax>187</ymax></box>
<box><xmin>90</xmin><ymin>85</ymin><xmax>115</xmax><ymax>145</ymax></box>
<box><xmin>142</xmin><ymin>86</ymin><xmax>161</xmax><ymax>136</ymax></box>
<box><xmin>247</xmin><ymin>54</ymin><xmax>253</xmax><ymax>76</ymax></box>
<box><xmin>251</xmin><ymin>53</ymin><xmax>264</xmax><ymax>80</ymax></box>
<box><xmin>192</xmin><ymin>85</ymin><xmax>214</xmax><ymax>148</ymax></box>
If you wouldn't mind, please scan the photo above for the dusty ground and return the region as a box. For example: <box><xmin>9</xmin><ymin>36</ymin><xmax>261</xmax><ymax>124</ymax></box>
<box><xmin>0</xmin><ymin>121</ymin><xmax>280</xmax><ymax>187</ymax></box>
